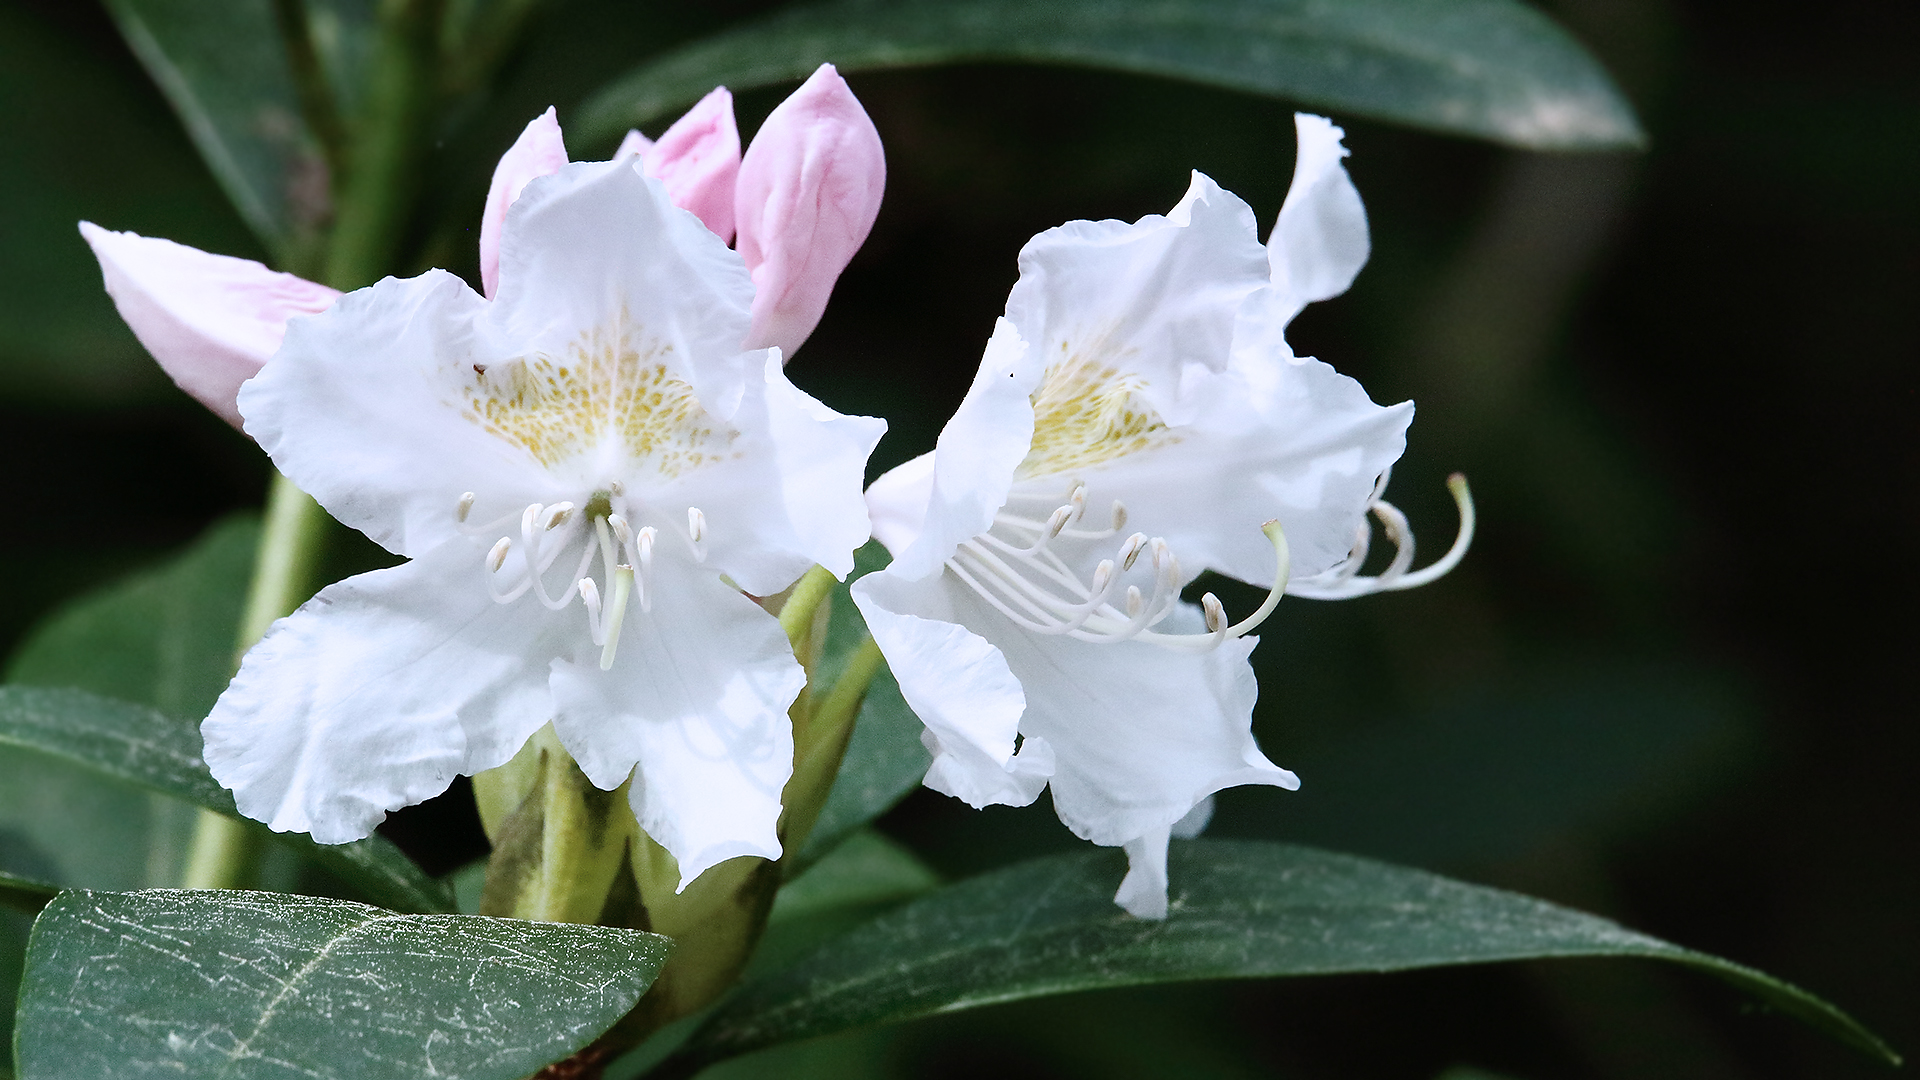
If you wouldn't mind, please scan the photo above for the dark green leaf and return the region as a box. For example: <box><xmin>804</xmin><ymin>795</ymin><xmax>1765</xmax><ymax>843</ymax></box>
<box><xmin>753</xmin><ymin>830</ymin><xmax>940</xmax><ymax>978</ymax></box>
<box><xmin>14</xmin><ymin>889</ymin><xmax>671</xmax><ymax>1080</ymax></box>
<box><xmin>574</xmin><ymin>0</ymin><xmax>1642</xmax><ymax>153</ymax></box>
<box><xmin>99</xmin><ymin>0</ymin><xmax>370</xmax><ymax>259</ymax></box>
<box><xmin>668</xmin><ymin>840</ymin><xmax>1897</xmax><ymax>1070</ymax></box>
<box><xmin>0</xmin><ymin>872</ymin><xmax>56</xmax><ymax>917</ymax></box>
<box><xmin>8</xmin><ymin>514</ymin><xmax>258</xmax><ymax>723</ymax></box>
<box><xmin>0</xmin><ymin>686</ymin><xmax>453</xmax><ymax>915</ymax></box>
<box><xmin>0</xmin><ymin>5</ymin><xmax>257</xmax><ymax>403</ymax></box>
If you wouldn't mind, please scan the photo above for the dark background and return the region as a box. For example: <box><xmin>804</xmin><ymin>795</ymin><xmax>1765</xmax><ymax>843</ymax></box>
<box><xmin>0</xmin><ymin>0</ymin><xmax>1913</xmax><ymax>1077</ymax></box>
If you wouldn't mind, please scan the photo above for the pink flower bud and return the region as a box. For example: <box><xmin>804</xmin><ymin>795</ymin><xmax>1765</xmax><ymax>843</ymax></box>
<box><xmin>79</xmin><ymin>222</ymin><xmax>339</xmax><ymax>428</ymax></box>
<box><xmin>735</xmin><ymin>63</ymin><xmax>885</xmax><ymax>360</ymax></box>
<box><xmin>479</xmin><ymin>107</ymin><xmax>568</xmax><ymax>299</ymax></box>
<box><xmin>637</xmin><ymin>87</ymin><xmax>740</xmax><ymax>243</ymax></box>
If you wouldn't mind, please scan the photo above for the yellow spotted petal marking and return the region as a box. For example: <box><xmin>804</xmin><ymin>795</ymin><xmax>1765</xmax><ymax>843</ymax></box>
<box><xmin>463</xmin><ymin>320</ymin><xmax>736</xmax><ymax>475</ymax></box>
<box><xmin>1017</xmin><ymin>346</ymin><xmax>1177</xmax><ymax>481</ymax></box>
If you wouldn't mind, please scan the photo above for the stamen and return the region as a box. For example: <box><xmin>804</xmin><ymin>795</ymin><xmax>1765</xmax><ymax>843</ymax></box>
<box><xmin>633</xmin><ymin>526</ymin><xmax>656</xmax><ymax>612</ymax></box>
<box><xmin>599</xmin><ymin>566</ymin><xmax>634</xmax><ymax>670</ymax></box>
<box><xmin>1110</xmin><ymin>501</ymin><xmax>1128</xmax><ymax>531</ymax></box>
<box><xmin>487</xmin><ymin>538</ymin><xmax>512</xmax><ymax>574</ymax></box>
<box><xmin>457</xmin><ymin>492</ymin><xmax>476</xmax><ymax>522</ymax></box>
<box><xmin>686</xmin><ymin>507</ymin><xmax>708</xmax><ymax>561</ymax></box>
<box><xmin>609</xmin><ymin>480</ymin><xmax>625</xmax><ymax>497</ymax></box>
<box><xmin>578</xmin><ymin>576</ymin><xmax>604</xmax><ymax>644</ymax></box>
<box><xmin>1045</xmin><ymin>505</ymin><xmax>1074</xmax><ymax>540</ymax></box>
<box><xmin>543</xmin><ymin>502</ymin><xmax>575</xmax><ymax>531</ymax></box>
<box><xmin>945</xmin><ymin>519</ymin><xmax>1291</xmax><ymax>651</ymax></box>
<box><xmin>1287</xmin><ymin>474</ymin><xmax>1475</xmax><ymax>600</ymax></box>
<box><xmin>1202</xmin><ymin>593</ymin><xmax>1228</xmax><ymax>635</ymax></box>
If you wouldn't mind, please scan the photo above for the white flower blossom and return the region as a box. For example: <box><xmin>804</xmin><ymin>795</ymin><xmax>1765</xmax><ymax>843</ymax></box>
<box><xmin>203</xmin><ymin>157</ymin><xmax>883</xmax><ymax>887</ymax></box>
<box><xmin>854</xmin><ymin>115</ymin><xmax>1469</xmax><ymax>918</ymax></box>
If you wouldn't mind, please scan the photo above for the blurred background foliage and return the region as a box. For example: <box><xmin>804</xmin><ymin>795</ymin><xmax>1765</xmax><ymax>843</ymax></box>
<box><xmin>0</xmin><ymin>0</ymin><xmax>1912</xmax><ymax>1077</ymax></box>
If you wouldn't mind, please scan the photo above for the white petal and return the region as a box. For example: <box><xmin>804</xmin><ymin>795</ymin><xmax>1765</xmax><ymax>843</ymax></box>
<box><xmin>1267</xmin><ymin>114</ymin><xmax>1370</xmax><ymax>322</ymax></box>
<box><xmin>238</xmin><ymin>269</ymin><xmax>558</xmax><ymax>558</ymax></box>
<box><xmin>203</xmin><ymin>536</ymin><xmax>575</xmax><ymax>844</ymax></box>
<box><xmin>960</xmin><ymin>589</ymin><xmax>1295</xmax><ymax>849</ymax></box>
<box><xmin>888</xmin><ymin>318</ymin><xmax>1037</xmax><ymax>581</ymax></box>
<box><xmin>864</xmin><ymin>450</ymin><xmax>935</xmax><ymax>556</ymax></box>
<box><xmin>852</xmin><ymin>571</ymin><xmax>1051</xmax><ymax>808</ymax></box>
<box><xmin>548</xmin><ymin>558</ymin><xmax>803</xmax><ymax>887</ymax></box>
<box><xmin>1006</xmin><ymin>172</ymin><xmax>1267</xmax><ymax>426</ymax></box>
<box><xmin>1081</xmin><ymin>357</ymin><xmax>1413</xmax><ymax>583</ymax></box>
<box><xmin>79</xmin><ymin>223</ymin><xmax>338</xmax><ymax>427</ymax></box>
<box><xmin>1115</xmin><ymin>826</ymin><xmax>1172</xmax><ymax>919</ymax></box>
<box><xmin>493</xmin><ymin>160</ymin><xmax>758</xmax><ymax>425</ymax></box>
<box><xmin>1170</xmin><ymin>795</ymin><xmax>1214</xmax><ymax>839</ymax></box>
<box><xmin>642</xmin><ymin>352</ymin><xmax>884</xmax><ymax>595</ymax></box>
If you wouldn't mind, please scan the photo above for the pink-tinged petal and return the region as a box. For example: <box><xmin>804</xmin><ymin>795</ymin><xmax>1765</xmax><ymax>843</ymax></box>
<box><xmin>614</xmin><ymin>128</ymin><xmax>653</xmax><ymax>160</ymax></box>
<box><xmin>78</xmin><ymin>222</ymin><xmax>338</xmax><ymax>428</ymax></box>
<box><xmin>639</xmin><ymin>87</ymin><xmax>740</xmax><ymax>242</ymax></box>
<box><xmin>479</xmin><ymin>107</ymin><xmax>568</xmax><ymax>299</ymax></box>
<box><xmin>735</xmin><ymin>63</ymin><xmax>885</xmax><ymax>359</ymax></box>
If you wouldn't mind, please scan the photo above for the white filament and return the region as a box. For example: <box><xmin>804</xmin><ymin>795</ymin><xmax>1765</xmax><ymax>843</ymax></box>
<box><xmin>1287</xmin><ymin>473</ymin><xmax>1475</xmax><ymax>600</ymax></box>
<box><xmin>948</xmin><ymin>483</ymin><xmax>1291</xmax><ymax>652</ymax></box>
<box><xmin>469</xmin><ymin>488</ymin><xmax>688</xmax><ymax>668</ymax></box>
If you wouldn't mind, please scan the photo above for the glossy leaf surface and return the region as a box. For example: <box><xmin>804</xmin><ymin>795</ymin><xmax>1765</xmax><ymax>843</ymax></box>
<box><xmin>99</xmin><ymin>0</ymin><xmax>371</xmax><ymax>259</ymax></box>
<box><xmin>0</xmin><ymin>686</ymin><xmax>452</xmax><ymax>915</ymax></box>
<box><xmin>669</xmin><ymin>840</ymin><xmax>1896</xmax><ymax>1070</ymax></box>
<box><xmin>14</xmin><ymin>889</ymin><xmax>670</xmax><ymax>1079</ymax></box>
<box><xmin>576</xmin><ymin>0</ymin><xmax>1643</xmax><ymax>152</ymax></box>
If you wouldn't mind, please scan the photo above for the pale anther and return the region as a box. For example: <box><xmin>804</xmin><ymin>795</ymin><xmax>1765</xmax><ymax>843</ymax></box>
<box><xmin>542</xmin><ymin>502</ymin><xmax>574</xmax><ymax>531</ymax></box>
<box><xmin>608</xmin><ymin>513</ymin><xmax>633</xmax><ymax>546</ymax></box>
<box><xmin>687</xmin><ymin>507</ymin><xmax>706</xmax><ymax>542</ymax></box>
<box><xmin>1110</xmin><ymin>501</ymin><xmax>1128</xmax><ymax>531</ymax></box>
<box><xmin>1045</xmin><ymin>505</ymin><xmax>1073</xmax><ymax>539</ymax></box>
<box><xmin>1119</xmin><ymin>532</ymin><xmax>1148</xmax><ymax>570</ymax></box>
<box><xmin>457</xmin><ymin>492</ymin><xmax>476</xmax><ymax>522</ymax></box>
<box><xmin>1202</xmin><ymin>593</ymin><xmax>1227</xmax><ymax>634</ymax></box>
<box><xmin>487</xmin><ymin>537</ymin><xmax>511</xmax><ymax>573</ymax></box>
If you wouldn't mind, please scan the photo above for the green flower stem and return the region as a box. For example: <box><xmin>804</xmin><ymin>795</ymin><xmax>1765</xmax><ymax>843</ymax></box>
<box><xmin>779</xmin><ymin>634</ymin><xmax>884</xmax><ymax>862</ymax></box>
<box><xmin>184</xmin><ymin>0</ymin><xmax>445</xmax><ymax>893</ymax></box>
<box><xmin>326</xmin><ymin>0</ymin><xmax>444</xmax><ymax>291</ymax></box>
<box><xmin>182</xmin><ymin>475</ymin><xmax>332</xmax><ymax>890</ymax></box>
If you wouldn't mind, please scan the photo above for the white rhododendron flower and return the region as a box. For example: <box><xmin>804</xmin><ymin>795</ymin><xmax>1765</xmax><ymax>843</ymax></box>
<box><xmin>854</xmin><ymin>115</ymin><xmax>1470</xmax><ymax>918</ymax></box>
<box><xmin>80</xmin><ymin>64</ymin><xmax>884</xmax><ymax>429</ymax></box>
<box><xmin>201</xmin><ymin>157</ymin><xmax>884</xmax><ymax>887</ymax></box>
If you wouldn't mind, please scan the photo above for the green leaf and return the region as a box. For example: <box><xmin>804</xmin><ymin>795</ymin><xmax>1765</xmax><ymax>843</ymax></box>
<box><xmin>574</xmin><ymin>0</ymin><xmax>1642</xmax><ymax>153</ymax></box>
<box><xmin>753</xmin><ymin>831</ymin><xmax>941</xmax><ymax>979</ymax></box>
<box><xmin>14</xmin><ymin>889</ymin><xmax>671</xmax><ymax>1080</ymax></box>
<box><xmin>666</xmin><ymin>840</ymin><xmax>1898</xmax><ymax>1070</ymax></box>
<box><xmin>0</xmin><ymin>872</ymin><xmax>56</xmax><ymax>917</ymax></box>
<box><xmin>8</xmin><ymin>514</ymin><xmax>259</xmax><ymax>723</ymax></box>
<box><xmin>99</xmin><ymin>0</ymin><xmax>371</xmax><ymax>260</ymax></box>
<box><xmin>0</xmin><ymin>686</ymin><xmax>453</xmax><ymax>915</ymax></box>
<box><xmin>0</xmin><ymin>5</ymin><xmax>257</xmax><ymax>403</ymax></box>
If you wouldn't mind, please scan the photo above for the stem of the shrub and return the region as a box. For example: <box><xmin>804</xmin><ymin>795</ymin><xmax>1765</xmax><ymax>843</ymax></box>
<box><xmin>182</xmin><ymin>476</ymin><xmax>331</xmax><ymax>889</ymax></box>
<box><xmin>184</xmin><ymin>0</ymin><xmax>444</xmax><ymax>892</ymax></box>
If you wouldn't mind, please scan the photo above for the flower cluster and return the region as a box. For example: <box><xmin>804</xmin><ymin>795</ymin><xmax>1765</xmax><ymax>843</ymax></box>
<box><xmin>84</xmin><ymin>76</ymin><xmax>1466</xmax><ymax>916</ymax></box>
